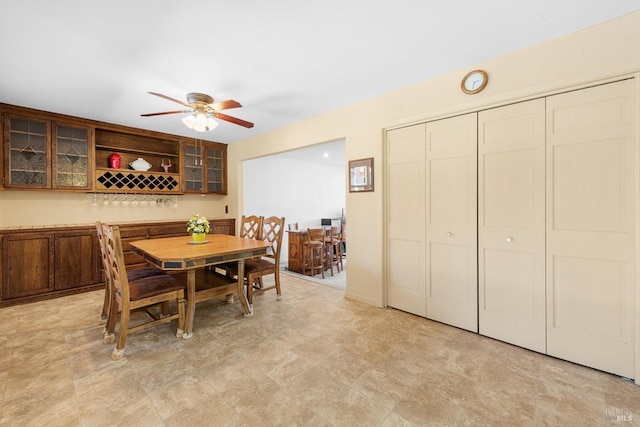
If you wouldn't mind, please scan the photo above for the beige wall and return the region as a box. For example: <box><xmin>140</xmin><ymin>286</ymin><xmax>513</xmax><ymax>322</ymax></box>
<box><xmin>0</xmin><ymin>191</ymin><xmax>233</xmax><ymax>228</ymax></box>
<box><xmin>228</xmin><ymin>11</ymin><xmax>640</xmax><ymax>307</ymax></box>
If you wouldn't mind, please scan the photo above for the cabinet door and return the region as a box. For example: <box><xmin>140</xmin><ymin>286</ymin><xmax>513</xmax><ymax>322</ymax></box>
<box><xmin>54</xmin><ymin>231</ymin><xmax>100</xmax><ymax>291</ymax></box>
<box><xmin>4</xmin><ymin>115</ymin><xmax>51</xmax><ymax>188</ymax></box>
<box><xmin>182</xmin><ymin>142</ymin><xmax>228</xmax><ymax>194</ymax></box>
<box><xmin>205</xmin><ymin>143</ymin><xmax>227</xmax><ymax>194</ymax></box>
<box><xmin>210</xmin><ymin>219</ymin><xmax>235</xmax><ymax>236</ymax></box>
<box><xmin>52</xmin><ymin>122</ymin><xmax>92</xmax><ymax>190</ymax></box>
<box><xmin>478</xmin><ymin>99</ymin><xmax>546</xmax><ymax>352</ymax></box>
<box><xmin>425</xmin><ymin>113</ymin><xmax>478</xmax><ymax>332</ymax></box>
<box><xmin>386</xmin><ymin>124</ymin><xmax>427</xmax><ymax>317</ymax></box>
<box><xmin>182</xmin><ymin>143</ymin><xmax>204</xmax><ymax>192</ymax></box>
<box><xmin>546</xmin><ymin>79</ymin><xmax>635</xmax><ymax>378</ymax></box>
<box><xmin>2</xmin><ymin>234</ymin><xmax>53</xmax><ymax>299</ymax></box>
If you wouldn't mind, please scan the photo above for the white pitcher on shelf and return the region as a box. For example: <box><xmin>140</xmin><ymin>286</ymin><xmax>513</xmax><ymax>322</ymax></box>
<box><xmin>129</xmin><ymin>157</ymin><xmax>152</xmax><ymax>171</ymax></box>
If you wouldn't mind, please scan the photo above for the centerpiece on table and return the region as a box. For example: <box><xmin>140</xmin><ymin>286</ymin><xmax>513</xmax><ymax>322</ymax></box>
<box><xmin>187</xmin><ymin>214</ymin><xmax>210</xmax><ymax>243</ymax></box>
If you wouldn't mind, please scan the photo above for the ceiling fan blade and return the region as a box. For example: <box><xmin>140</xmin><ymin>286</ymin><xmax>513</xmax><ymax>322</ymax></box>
<box><xmin>210</xmin><ymin>100</ymin><xmax>242</xmax><ymax>111</ymax></box>
<box><xmin>148</xmin><ymin>92</ymin><xmax>190</xmax><ymax>107</ymax></box>
<box><xmin>213</xmin><ymin>112</ymin><xmax>254</xmax><ymax>128</ymax></box>
<box><xmin>140</xmin><ymin>110</ymin><xmax>189</xmax><ymax>117</ymax></box>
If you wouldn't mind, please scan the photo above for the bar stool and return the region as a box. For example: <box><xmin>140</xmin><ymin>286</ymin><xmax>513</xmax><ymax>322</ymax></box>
<box><xmin>324</xmin><ymin>226</ymin><xmax>342</xmax><ymax>276</ymax></box>
<box><xmin>303</xmin><ymin>228</ymin><xmax>325</xmax><ymax>278</ymax></box>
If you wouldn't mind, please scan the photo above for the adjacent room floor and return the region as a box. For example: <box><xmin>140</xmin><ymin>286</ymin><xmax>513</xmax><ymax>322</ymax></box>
<box><xmin>282</xmin><ymin>258</ymin><xmax>346</xmax><ymax>289</ymax></box>
<box><xmin>1</xmin><ymin>273</ymin><xmax>638</xmax><ymax>426</ymax></box>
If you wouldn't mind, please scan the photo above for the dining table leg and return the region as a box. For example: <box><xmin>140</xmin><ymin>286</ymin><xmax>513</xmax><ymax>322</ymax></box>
<box><xmin>182</xmin><ymin>269</ymin><xmax>196</xmax><ymax>339</ymax></box>
<box><xmin>236</xmin><ymin>259</ymin><xmax>253</xmax><ymax>316</ymax></box>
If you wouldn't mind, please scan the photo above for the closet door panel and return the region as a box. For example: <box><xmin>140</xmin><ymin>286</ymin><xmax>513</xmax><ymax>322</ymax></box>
<box><xmin>386</xmin><ymin>124</ymin><xmax>427</xmax><ymax>316</ymax></box>
<box><xmin>426</xmin><ymin>113</ymin><xmax>478</xmax><ymax>332</ymax></box>
<box><xmin>546</xmin><ymin>79</ymin><xmax>635</xmax><ymax>378</ymax></box>
<box><xmin>478</xmin><ymin>98</ymin><xmax>546</xmax><ymax>353</ymax></box>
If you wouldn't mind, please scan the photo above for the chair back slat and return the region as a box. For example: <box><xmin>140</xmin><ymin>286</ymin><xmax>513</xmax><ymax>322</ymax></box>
<box><xmin>101</xmin><ymin>223</ymin><xmax>130</xmax><ymax>302</ymax></box>
<box><xmin>96</xmin><ymin>221</ymin><xmax>111</xmax><ymax>287</ymax></box>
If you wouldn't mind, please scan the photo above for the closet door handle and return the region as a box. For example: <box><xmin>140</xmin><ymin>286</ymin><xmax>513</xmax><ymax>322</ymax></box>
<box><xmin>505</xmin><ymin>236</ymin><xmax>513</xmax><ymax>242</ymax></box>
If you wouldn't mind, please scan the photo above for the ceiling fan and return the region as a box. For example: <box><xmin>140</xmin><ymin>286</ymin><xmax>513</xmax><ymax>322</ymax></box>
<box><xmin>141</xmin><ymin>92</ymin><xmax>254</xmax><ymax>131</ymax></box>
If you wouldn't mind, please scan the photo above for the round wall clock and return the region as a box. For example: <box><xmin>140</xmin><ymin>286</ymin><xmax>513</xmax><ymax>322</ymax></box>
<box><xmin>461</xmin><ymin>70</ymin><xmax>488</xmax><ymax>94</ymax></box>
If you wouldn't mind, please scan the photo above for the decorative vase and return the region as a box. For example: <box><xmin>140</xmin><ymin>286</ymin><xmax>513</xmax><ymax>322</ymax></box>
<box><xmin>192</xmin><ymin>232</ymin><xmax>206</xmax><ymax>243</ymax></box>
<box><xmin>108</xmin><ymin>152</ymin><xmax>121</xmax><ymax>169</ymax></box>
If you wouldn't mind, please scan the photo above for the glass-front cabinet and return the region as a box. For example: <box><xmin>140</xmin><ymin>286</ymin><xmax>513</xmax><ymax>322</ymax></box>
<box><xmin>3</xmin><ymin>113</ymin><xmax>91</xmax><ymax>190</ymax></box>
<box><xmin>53</xmin><ymin>123</ymin><xmax>91</xmax><ymax>189</ymax></box>
<box><xmin>182</xmin><ymin>141</ymin><xmax>227</xmax><ymax>194</ymax></box>
<box><xmin>5</xmin><ymin>115</ymin><xmax>50</xmax><ymax>188</ymax></box>
<box><xmin>205</xmin><ymin>144</ymin><xmax>226</xmax><ymax>193</ymax></box>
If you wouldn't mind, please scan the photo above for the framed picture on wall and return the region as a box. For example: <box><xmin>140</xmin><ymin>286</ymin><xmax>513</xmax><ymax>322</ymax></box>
<box><xmin>349</xmin><ymin>157</ymin><xmax>374</xmax><ymax>192</ymax></box>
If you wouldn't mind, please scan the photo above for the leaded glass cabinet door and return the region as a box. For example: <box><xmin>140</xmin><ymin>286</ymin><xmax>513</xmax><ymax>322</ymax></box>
<box><xmin>205</xmin><ymin>144</ymin><xmax>227</xmax><ymax>194</ymax></box>
<box><xmin>53</xmin><ymin>122</ymin><xmax>91</xmax><ymax>189</ymax></box>
<box><xmin>182</xmin><ymin>141</ymin><xmax>227</xmax><ymax>194</ymax></box>
<box><xmin>183</xmin><ymin>142</ymin><xmax>204</xmax><ymax>192</ymax></box>
<box><xmin>5</xmin><ymin>115</ymin><xmax>50</xmax><ymax>188</ymax></box>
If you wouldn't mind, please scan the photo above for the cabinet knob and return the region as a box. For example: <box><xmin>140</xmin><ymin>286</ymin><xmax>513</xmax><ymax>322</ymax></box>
<box><xmin>505</xmin><ymin>236</ymin><xmax>513</xmax><ymax>242</ymax></box>
<box><xmin>445</xmin><ymin>232</ymin><xmax>453</xmax><ymax>237</ymax></box>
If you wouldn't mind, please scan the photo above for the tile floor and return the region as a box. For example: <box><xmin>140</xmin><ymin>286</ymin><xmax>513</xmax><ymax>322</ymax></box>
<box><xmin>1</xmin><ymin>274</ymin><xmax>639</xmax><ymax>426</ymax></box>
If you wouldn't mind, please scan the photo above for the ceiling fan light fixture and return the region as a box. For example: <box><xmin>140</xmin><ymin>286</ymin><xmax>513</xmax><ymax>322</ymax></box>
<box><xmin>181</xmin><ymin>114</ymin><xmax>196</xmax><ymax>128</ymax></box>
<box><xmin>182</xmin><ymin>110</ymin><xmax>219</xmax><ymax>132</ymax></box>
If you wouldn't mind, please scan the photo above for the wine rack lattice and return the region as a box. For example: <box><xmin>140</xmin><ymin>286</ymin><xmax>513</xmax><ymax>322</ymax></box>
<box><xmin>95</xmin><ymin>169</ymin><xmax>181</xmax><ymax>193</ymax></box>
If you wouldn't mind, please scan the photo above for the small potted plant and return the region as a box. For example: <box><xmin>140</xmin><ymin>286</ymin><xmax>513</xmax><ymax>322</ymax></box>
<box><xmin>187</xmin><ymin>214</ymin><xmax>210</xmax><ymax>243</ymax></box>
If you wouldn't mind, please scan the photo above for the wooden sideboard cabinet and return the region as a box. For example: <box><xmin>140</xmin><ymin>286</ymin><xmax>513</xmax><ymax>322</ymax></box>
<box><xmin>0</xmin><ymin>218</ymin><xmax>235</xmax><ymax>307</ymax></box>
<box><xmin>1</xmin><ymin>228</ymin><xmax>101</xmax><ymax>302</ymax></box>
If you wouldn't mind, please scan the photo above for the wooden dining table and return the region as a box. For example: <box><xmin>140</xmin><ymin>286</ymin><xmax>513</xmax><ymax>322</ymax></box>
<box><xmin>130</xmin><ymin>234</ymin><xmax>270</xmax><ymax>338</ymax></box>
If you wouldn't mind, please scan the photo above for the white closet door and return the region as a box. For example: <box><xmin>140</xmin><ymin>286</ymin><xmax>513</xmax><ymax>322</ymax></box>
<box><xmin>478</xmin><ymin>99</ymin><xmax>546</xmax><ymax>352</ymax></box>
<box><xmin>386</xmin><ymin>124</ymin><xmax>427</xmax><ymax>316</ymax></box>
<box><xmin>425</xmin><ymin>113</ymin><xmax>478</xmax><ymax>332</ymax></box>
<box><xmin>546</xmin><ymin>79</ymin><xmax>635</xmax><ymax>378</ymax></box>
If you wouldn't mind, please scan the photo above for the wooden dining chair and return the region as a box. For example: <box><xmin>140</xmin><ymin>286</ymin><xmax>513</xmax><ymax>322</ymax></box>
<box><xmin>239</xmin><ymin>214</ymin><xmax>264</xmax><ymax>239</ymax></box>
<box><xmin>101</xmin><ymin>223</ymin><xmax>186</xmax><ymax>360</ymax></box>
<box><xmin>96</xmin><ymin>221</ymin><xmax>165</xmax><ymax>339</ymax></box>
<box><xmin>244</xmin><ymin>216</ymin><xmax>285</xmax><ymax>304</ymax></box>
<box><xmin>218</xmin><ymin>215</ymin><xmax>264</xmax><ymax>279</ymax></box>
<box><xmin>303</xmin><ymin>228</ymin><xmax>325</xmax><ymax>278</ymax></box>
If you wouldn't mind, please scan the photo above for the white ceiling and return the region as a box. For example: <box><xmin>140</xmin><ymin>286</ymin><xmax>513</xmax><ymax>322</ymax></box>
<box><xmin>1</xmin><ymin>1</ymin><xmax>639</xmax><ymax>145</ymax></box>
